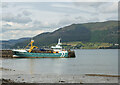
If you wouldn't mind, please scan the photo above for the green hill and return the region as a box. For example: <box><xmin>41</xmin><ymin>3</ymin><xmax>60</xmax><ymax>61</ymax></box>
<box><xmin>1</xmin><ymin>38</ymin><xmax>30</xmax><ymax>49</ymax></box>
<box><xmin>13</xmin><ymin>20</ymin><xmax>119</xmax><ymax>48</ymax></box>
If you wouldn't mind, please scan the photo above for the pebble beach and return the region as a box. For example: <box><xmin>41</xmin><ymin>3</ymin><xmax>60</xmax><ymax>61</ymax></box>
<box><xmin>1</xmin><ymin>67</ymin><xmax>119</xmax><ymax>83</ymax></box>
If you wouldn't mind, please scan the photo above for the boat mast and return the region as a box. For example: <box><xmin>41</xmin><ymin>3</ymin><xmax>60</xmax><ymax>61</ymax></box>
<box><xmin>57</xmin><ymin>38</ymin><xmax>62</xmax><ymax>46</ymax></box>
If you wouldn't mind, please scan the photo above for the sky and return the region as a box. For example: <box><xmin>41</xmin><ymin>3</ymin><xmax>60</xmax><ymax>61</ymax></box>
<box><xmin>0</xmin><ymin>1</ymin><xmax>119</xmax><ymax>40</ymax></box>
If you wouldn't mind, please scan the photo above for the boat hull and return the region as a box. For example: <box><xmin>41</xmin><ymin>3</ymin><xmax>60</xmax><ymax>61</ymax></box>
<box><xmin>13</xmin><ymin>51</ymin><xmax>68</xmax><ymax>58</ymax></box>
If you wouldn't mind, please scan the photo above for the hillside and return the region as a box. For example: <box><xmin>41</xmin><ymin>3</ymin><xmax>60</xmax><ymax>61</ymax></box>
<box><xmin>13</xmin><ymin>20</ymin><xmax>119</xmax><ymax>48</ymax></box>
<box><xmin>1</xmin><ymin>38</ymin><xmax>30</xmax><ymax>49</ymax></box>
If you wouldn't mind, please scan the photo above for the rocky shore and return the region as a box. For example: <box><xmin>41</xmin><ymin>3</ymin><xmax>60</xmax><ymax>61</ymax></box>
<box><xmin>0</xmin><ymin>67</ymin><xmax>119</xmax><ymax>84</ymax></box>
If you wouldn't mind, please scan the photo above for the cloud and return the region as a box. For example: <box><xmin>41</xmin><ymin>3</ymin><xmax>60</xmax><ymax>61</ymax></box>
<box><xmin>1</xmin><ymin>0</ymin><xmax>119</xmax><ymax>2</ymax></box>
<box><xmin>98</xmin><ymin>2</ymin><xmax>118</xmax><ymax>13</ymax></box>
<box><xmin>2</xmin><ymin>3</ymin><xmax>9</xmax><ymax>8</ymax></box>
<box><xmin>2</xmin><ymin>30</ymin><xmax>44</xmax><ymax>40</ymax></box>
<box><xmin>32</xmin><ymin>20</ymin><xmax>56</xmax><ymax>30</ymax></box>
<box><xmin>51</xmin><ymin>2</ymin><xmax>118</xmax><ymax>14</ymax></box>
<box><xmin>3</xmin><ymin>24</ymin><xmax>12</xmax><ymax>27</ymax></box>
<box><xmin>22</xmin><ymin>10</ymin><xmax>32</xmax><ymax>16</ymax></box>
<box><xmin>2</xmin><ymin>20</ymin><xmax>53</xmax><ymax>33</ymax></box>
<box><xmin>58</xmin><ymin>18</ymin><xmax>74</xmax><ymax>27</ymax></box>
<box><xmin>2</xmin><ymin>14</ymin><xmax>32</xmax><ymax>24</ymax></box>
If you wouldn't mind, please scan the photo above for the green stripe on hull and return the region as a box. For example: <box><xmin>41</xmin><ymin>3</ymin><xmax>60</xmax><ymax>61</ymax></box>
<box><xmin>13</xmin><ymin>52</ymin><xmax>68</xmax><ymax>58</ymax></box>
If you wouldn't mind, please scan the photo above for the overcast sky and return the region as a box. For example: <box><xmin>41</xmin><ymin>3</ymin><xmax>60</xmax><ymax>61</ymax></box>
<box><xmin>0</xmin><ymin>1</ymin><xmax>118</xmax><ymax>40</ymax></box>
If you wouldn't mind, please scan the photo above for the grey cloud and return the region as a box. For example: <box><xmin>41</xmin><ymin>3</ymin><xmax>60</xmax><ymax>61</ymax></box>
<box><xmin>98</xmin><ymin>3</ymin><xmax>118</xmax><ymax>13</ymax></box>
<box><xmin>58</xmin><ymin>18</ymin><xmax>74</xmax><ymax>27</ymax></box>
<box><xmin>33</xmin><ymin>20</ymin><xmax>61</xmax><ymax>30</ymax></box>
<box><xmin>33</xmin><ymin>20</ymin><xmax>52</xmax><ymax>29</ymax></box>
<box><xmin>3</xmin><ymin>24</ymin><xmax>12</xmax><ymax>27</ymax></box>
<box><xmin>56</xmin><ymin>2</ymin><xmax>106</xmax><ymax>9</ymax></box>
<box><xmin>72</xmin><ymin>2</ymin><xmax>105</xmax><ymax>7</ymax></box>
<box><xmin>2</xmin><ymin>24</ymin><xmax>12</xmax><ymax>33</ymax></box>
<box><xmin>2</xmin><ymin>14</ymin><xmax>32</xmax><ymax>24</ymax></box>
<box><xmin>64</xmin><ymin>14</ymin><xmax>70</xmax><ymax>17</ymax></box>
<box><xmin>75</xmin><ymin>16</ymin><xmax>90</xmax><ymax>21</ymax></box>
<box><xmin>2</xmin><ymin>3</ymin><xmax>8</xmax><ymax>8</ymax></box>
<box><xmin>2</xmin><ymin>27</ymin><xmax>9</xmax><ymax>33</ymax></box>
<box><xmin>75</xmin><ymin>16</ymin><xmax>83</xmax><ymax>20</ymax></box>
<box><xmin>33</xmin><ymin>20</ymin><xmax>41</xmax><ymax>25</ymax></box>
<box><xmin>2</xmin><ymin>27</ymin><xmax>27</xmax><ymax>33</ymax></box>
<box><xmin>2</xmin><ymin>20</ymin><xmax>46</xmax><ymax>33</ymax></box>
<box><xmin>22</xmin><ymin>10</ymin><xmax>32</xmax><ymax>16</ymax></box>
<box><xmin>75</xmin><ymin>15</ymin><xmax>101</xmax><ymax>23</ymax></box>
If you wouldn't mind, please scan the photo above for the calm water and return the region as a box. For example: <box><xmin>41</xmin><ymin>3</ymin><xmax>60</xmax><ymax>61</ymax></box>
<box><xmin>2</xmin><ymin>49</ymin><xmax>118</xmax><ymax>75</ymax></box>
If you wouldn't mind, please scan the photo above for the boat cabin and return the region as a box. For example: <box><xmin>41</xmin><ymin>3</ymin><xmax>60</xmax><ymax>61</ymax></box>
<box><xmin>51</xmin><ymin>38</ymin><xmax>62</xmax><ymax>52</ymax></box>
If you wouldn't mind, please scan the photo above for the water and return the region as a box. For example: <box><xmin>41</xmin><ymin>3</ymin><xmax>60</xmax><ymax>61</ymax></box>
<box><xmin>2</xmin><ymin>49</ymin><xmax>118</xmax><ymax>75</ymax></box>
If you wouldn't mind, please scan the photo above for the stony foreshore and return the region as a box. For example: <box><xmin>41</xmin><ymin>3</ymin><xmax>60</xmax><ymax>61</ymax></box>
<box><xmin>0</xmin><ymin>67</ymin><xmax>119</xmax><ymax>83</ymax></box>
<box><xmin>2</xmin><ymin>74</ymin><xmax>119</xmax><ymax>83</ymax></box>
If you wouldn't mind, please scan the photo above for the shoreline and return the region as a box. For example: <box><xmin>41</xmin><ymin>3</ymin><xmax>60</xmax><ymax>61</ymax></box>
<box><xmin>2</xmin><ymin>74</ymin><xmax>119</xmax><ymax>83</ymax></box>
<box><xmin>1</xmin><ymin>68</ymin><xmax>119</xmax><ymax>83</ymax></box>
<box><xmin>85</xmin><ymin>74</ymin><xmax>120</xmax><ymax>77</ymax></box>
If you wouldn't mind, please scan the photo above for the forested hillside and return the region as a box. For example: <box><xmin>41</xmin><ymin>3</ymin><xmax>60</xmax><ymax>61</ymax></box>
<box><xmin>12</xmin><ymin>21</ymin><xmax>119</xmax><ymax>48</ymax></box>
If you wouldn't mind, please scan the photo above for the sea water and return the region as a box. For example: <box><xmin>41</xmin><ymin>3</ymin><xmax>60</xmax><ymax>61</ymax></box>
<box><xmin>2</xmin><ymin>49</ymin><xmax>118</xmax><ymax>75</ymax></box>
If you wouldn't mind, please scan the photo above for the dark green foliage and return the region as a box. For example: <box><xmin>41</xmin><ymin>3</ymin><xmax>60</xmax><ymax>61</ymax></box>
<box><xmin>90</xmin><ymin>26</ymin><xmax>118</xmax><ymax>43</ymax></box>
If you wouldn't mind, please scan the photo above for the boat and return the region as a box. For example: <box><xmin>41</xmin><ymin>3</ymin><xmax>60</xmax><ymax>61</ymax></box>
<box><xmin>12</xmin><ymin>39</ymin><xmax>75</xmax><ymax>58</ymax></box>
